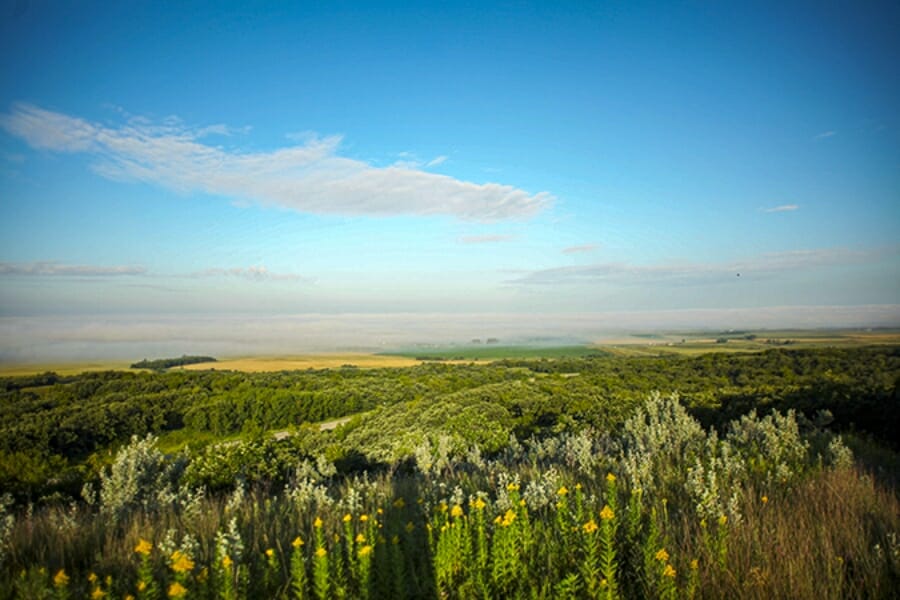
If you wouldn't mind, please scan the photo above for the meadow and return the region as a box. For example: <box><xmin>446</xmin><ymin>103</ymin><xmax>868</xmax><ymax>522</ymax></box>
<box><xmin>0</xmin><ymin>344</ymin><xmax>898</xmax><ymax>598</ymax></box>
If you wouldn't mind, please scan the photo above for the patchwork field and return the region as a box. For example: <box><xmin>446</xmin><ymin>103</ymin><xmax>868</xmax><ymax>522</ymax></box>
<box><xmin>3</xmin><ymin>329</ymin><xmax>898</xmax><ymax>376</ymax></box>
<box><xmin>179</xmin><ymin>353</ymin><xmax>421</xmax><ymax>371</ymax></box>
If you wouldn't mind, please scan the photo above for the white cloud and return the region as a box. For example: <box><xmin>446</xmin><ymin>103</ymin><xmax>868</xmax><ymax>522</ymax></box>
<box><xmin>562</xmin><ymin>244</ymin><xmax>598</xmax><ymax>254</ymax></box>
<box><xmin>459</xmin><ymin>234</ymin><xmax>515</xmax><ymax>244</ymax></box>
<box><xmin>0</xmin><ymin>260</ymin><xmax>305</xmax><ymax>282</ymax></box>
<box><xmin>0</xmin><ymin>261</ymin><xmax>146</xmax><ymax>277</ymax></box>
<box><xmin>814</xmin><ymin>130</ymin><xmax>836</xmax><ymax>140</ymax></box>
<box><xmin>190</xmin><ymin>265</ymin><xmax>308</xmax><ymax>282</ymax></box>
<box><xmin>764</xmin><ymin>204</ymin><xmax>799</xmax><ymax>213</ymax></box>
<box><xmin>0</xmin><ymin>103</ymin><xmax>552</xmax><ymax>221</ymax></box>
<box><xmin>426</xmin><ymin>155</ymin><xmax>448</xmax><ymax>167</ymax></box>
<box><xmin>510</xmin><ymin>246</ymin><xmax>895</xmax><ymax>286</ymax></box>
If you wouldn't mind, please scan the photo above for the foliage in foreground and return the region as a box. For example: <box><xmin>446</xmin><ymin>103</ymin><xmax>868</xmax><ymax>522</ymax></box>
<box><xmin>1</xmin><ymin>395</ymin><xmax>898</xmax><ymax>599</ymax></box>
<box><xmin>2</xmin><ymin>346</ymin><xmax>898</xmax><ymax>503</ymax></box>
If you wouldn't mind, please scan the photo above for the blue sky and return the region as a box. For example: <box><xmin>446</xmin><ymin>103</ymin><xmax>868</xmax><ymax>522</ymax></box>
<box><xmin>1</xmin><ymin>1</ymin><xmax>898</xmax><ymax>358</ymax></box>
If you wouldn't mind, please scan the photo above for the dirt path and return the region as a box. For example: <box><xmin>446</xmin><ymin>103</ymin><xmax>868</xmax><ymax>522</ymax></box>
<box><xmin>271</xmin><ymin>416</ymin><xmax>353</xmax><ymax>440</ymax></box>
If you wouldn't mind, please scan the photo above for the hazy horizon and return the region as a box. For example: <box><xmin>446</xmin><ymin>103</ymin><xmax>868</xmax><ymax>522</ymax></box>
<box><xmin>1</xmin><ymin>2</ymin><xmax>898</xmax><ymax>363</ymax></box>
<box><xmin>1</xmin><ymin>305</ymin><xmax>898</xmax><ymax>364</ymax></box>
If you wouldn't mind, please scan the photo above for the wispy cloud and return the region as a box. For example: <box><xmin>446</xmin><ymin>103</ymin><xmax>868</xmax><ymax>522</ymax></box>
<box><xmin>426</xmin><ymin>155</ymin><xmax>448</xmax><ymax>167</ymax></box>
<box><xmin>459</xmin><ymin>234</ymin><xmax>515</xmax><ymax>244</ymax></box>
<box><xmin>189</xmin><ymin>265</ymin><xmax>307</xmax><ymax>282</ymax></box>
<box><xmin>814</xmin><ymin>130</ymin><xmax>836</xmax><ymax>140</ymax></box>
<box><xmin>0</xmin><ymin>103</ymin><xmax>551</xmax><ymax>221</ymax></box>
<box><xmin>764</xmin><ymin>204</ymin><xmax>799</xmax><ymax>213</ymax></box>
<box><xmin>0</xmin><ymin>260</ymin><xmax>305</xmax><ymax>282</ymax></box>
<box><xmin>0</xmin><ymin>261</ymin><xmax>146</xmax><ymax>277</ymax></box>
<box><xmin>562</xmin><ymin>244</ymin><xmax>598</xmax><ymax>254</ymax></box>
<box><xmin>510</xmin><ymin>246</ymin><xmax>894</xmax><ymax>286</ymax></box>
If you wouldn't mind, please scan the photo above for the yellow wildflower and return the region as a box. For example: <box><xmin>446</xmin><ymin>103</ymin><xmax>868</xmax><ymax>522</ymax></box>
<box><xmin>265</xmin><ymin>548</ymin><xmax>275</xmax><ymax>559</ymax></box>
<box><xmin>356</xmin><ymin>533</ymin><xmax>366</xmax><ymax>543</ymax></box>
<box><xmin>663</xmin><ymin>564</ymin><xmax>676</xmax><ymax>578</ymax></box>
<box><xmin>53</xmin><ymin>569</ymin><xmax>69</xmax><ymax>588</ymax></box>
<box><xmin>292</xmin><ymin>536</ymin><xmax>304</xmax><ymax>548</ymax></box>
<box><xmin>575</xmin><ymin>483</ymin><xmax>582</xmax><ymax>490</ymax></box>
<box><xmin>315</xmin><ymin>547</ymin><xmax>327</xmax><ymax>558</ymax></box>
<box><xmin>473</xmin><ymin>498</ymin><xmax>486</xmax><ymax>510</ymax></box>
<box><xmin>600</xmin><ymin>579</ymin><xmax>608</xmax><ymax>587</ymax></box>
<box><xmin>393</xmin><ymin>497</ymin><xmax>405</xmax><ymax>508</ymax></box>
<box><xmin>690</xmin><ymin>559</ymin><xmax>699</xmax><ymax>570</ymax></box>
<box><xmin>439</xmin><ymin>502</ymin><xmax>448</xmax><ymax>512</ymax></box>
<box><xmin>125</xmin><ymin>596</ymin><xmax>135</xmax><ymax>600</ymax></box>
<box><xmin>501</xmin><ymin>509</ymin><xmax>516</xmax><ymax>527</ymax></box>
<box><xmin>557</xmin><ymin>486</ymin><xmax>568</xmax><ymax>496</ymax></box>
<box><xmin>377</xmin><ymin>508</ymin><xmax>384</xmax><ymax>515</ymax></box>
<box><xmin>761</xmin><ymin>495</ymin><xmax>768</xmax><ymax>504</ymax></box>
<box><xmin>314</xmin><ymin>517</ymin><xmax>323</xmax><ymax>528</ymax></box>
<box><xmin>358</xmin><ymin>545</ymin><xmax>373</xmax><ymax>557</ymax></box>
<box><xmin>222</xmin><ymin>555</ymin><xmax>233</xmax><ymax>569</ymax></box>
<box><xmin>333</xmin><ymin>533</ymin><xmax>340</xmax><ymax>542</ymax></box>
<box><xmin>718</xmin><ymin>515</ymin><xmax>728</xmax><ymax>526</ymax></box>
<box><xmin>583</xmin><ymin>519</ymin><xmax>598</xmax><ymax>534</ymax></box>
<box><xmin>91</xmin><ymin>588</ymin><xmax>106</xmax><ymax>600</ymax></box>
<box><xmin>170</xmin><ymin>550</ymin><xmax>194</xmax><ymax>573</ymax></box>
<box><xmin>88</xmin><ymin>573</ymin><xmax>98</xmax><ymax>584</ymax></box>
<box><xmin>506</xmin><ymin>482</ymin><xmax>520</xmax><ymax>492</ymax></box>
<box><xmin>606</xmin><ymin>472</ymin><xmax>616</xmax><ymax>483</ymax></box>
<box><xmin>655</xmin><ymin>548</ymin><xmax>669</xmax><ymax>562</ymax></box>
<box><xmin>599</xmin><ymin>505</ymin><xmax>615</xmax><ymax>521</ymax></box>
<box><xmin>359</xmin><ymin>514</ymin><xmax>369</xmax><ymax>522</ymax></box>
<box><xmin>138</xmin><ymin>581</ymin><xmax>147</xmax><ymax>592</ymax></box>
<box><xmin>343</xmin><ymin>513</ymin><xmax>352</xmax><ymax>523</ymax></box>
<box><xmin>519</xmin><ymin>499</ymin><xmax>526</xmax><ymax>507</ymax></box>
<box><xmin>493</xmin><ymin>515</ymin><xmax>502</xmax><ymax>524</ymax></box>
<box><xmin>451</xmin><ymin>504</ymin><xmax>464</xmax><ymax>518</ymax></box>
<box><xmin>168</xmin><ymin>581</ymin><xmax>188</xmax><ymax>598</ymax></box>
<box><xmin>134</xmin><ymin>538</ymin><xmax>153</xmax><ymax>556</ymax></box>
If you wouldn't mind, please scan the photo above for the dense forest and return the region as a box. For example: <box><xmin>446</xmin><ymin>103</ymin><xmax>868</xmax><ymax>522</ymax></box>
<box><xmin>0</xmin><ymin>346</ymin><xmax>898</xmax><ymax>598</ymax></box>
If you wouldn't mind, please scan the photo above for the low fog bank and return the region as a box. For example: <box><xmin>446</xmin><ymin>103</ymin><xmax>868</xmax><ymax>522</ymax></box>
<box><xmin>2</xmin><ymin>305</ymin><xmax>899</xmax><ymax>364</ymax></box>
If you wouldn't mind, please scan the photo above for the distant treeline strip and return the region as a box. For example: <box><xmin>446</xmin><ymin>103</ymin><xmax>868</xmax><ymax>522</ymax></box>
<box><xmin>130</xmin><ymin>355</ymin><xmax>217</xmax><ymax>370</ymax></box>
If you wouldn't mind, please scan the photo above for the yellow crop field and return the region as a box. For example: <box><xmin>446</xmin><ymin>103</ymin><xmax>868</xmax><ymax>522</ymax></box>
<box><xmin>0</xmin><ymin>360</ymin><xmax>139</xmax><ymax>376</ymax></box>
<box><xmin>179</xmin><ymin>354</ymin><xmax>421</xmax><ymax>372</ymax></box>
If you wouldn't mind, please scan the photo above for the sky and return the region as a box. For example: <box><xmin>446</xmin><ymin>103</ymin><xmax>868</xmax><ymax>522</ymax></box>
<box><xmin>1</xmin><ymin>1</ymin><xmax>899</xmax><ymax>360</ymax></box>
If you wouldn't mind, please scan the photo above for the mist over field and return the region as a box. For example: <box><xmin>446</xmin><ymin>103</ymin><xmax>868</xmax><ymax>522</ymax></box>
<box><xmin>2</xmin><ymin>305</ymin><xmax>898</xmax><ymax>363</ymax></box>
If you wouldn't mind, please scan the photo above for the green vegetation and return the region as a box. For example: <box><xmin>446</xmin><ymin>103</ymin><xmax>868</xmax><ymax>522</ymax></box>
<box><xmin>385</xmin><ymin>344</ymin><xmax>606</xmax><ymax>361</ymax></box>
<box><xmin>130</xmin><ymin>355</ymin><xmax>218</xmax><ymax>370</ymax></box>
<box><xmin>0</xmin><ymin>345</ymin><xmax>898</xmax><ymax>598</ymax></box>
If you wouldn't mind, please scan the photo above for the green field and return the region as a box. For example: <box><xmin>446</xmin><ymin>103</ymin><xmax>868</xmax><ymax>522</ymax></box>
<box><xmin>383</xmin><ymin>344</ymin><xmax>607</xmax><ymax>361</ymax></box>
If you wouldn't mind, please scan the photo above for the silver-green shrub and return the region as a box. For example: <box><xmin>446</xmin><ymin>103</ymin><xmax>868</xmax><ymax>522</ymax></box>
<box><xmin>98</xmin><ymin>434</ymin><xmax>179</xmax><ymax>523</ymax></box>
<box><xmin>617</xmin><ymin>393</ymin><xmax>706</xmax><ymax>494</ymax></box>
<box><xmin>725</xmin><ymin>409</ymin><xmax>809</xmax><ymax>486</ymax></box>
<box><xmin>0</xmin><ymin>494</ymin><xmax>13</xmax><ymax>566</ymax></box>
